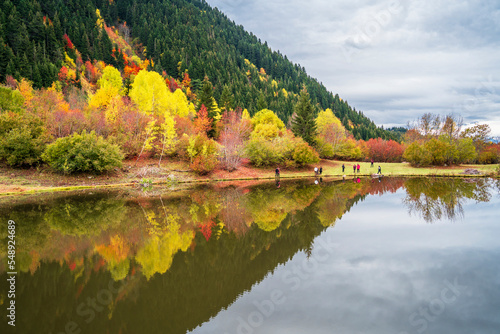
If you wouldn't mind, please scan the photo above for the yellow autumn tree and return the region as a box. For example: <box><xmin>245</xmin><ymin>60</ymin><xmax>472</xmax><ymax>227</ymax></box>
<box><xmin>167</xmin><ymin>89</ymin><xmax>196</xmax><ymax>118</ymax></box>
<box><xmin>104</xmin><ymin>95</ymin><xmax>125</xmax><ymax>125</ymax></box>
<box><xmin>315</xmin><ymin>108</ymin><xmax>347</xmax><ymax>158</ymax></box>
<box><xmin>89</xmin><ymin>66</ymin><xmax>123</xmax><ymax>109</ymax></box>
<box><xmin>250</xmin><ymin>109</ymin><xmax>285</xmax><ymax>140</ymax></box>
<box><xmin>129</xmin><ymin>70</ymin><xmax>170</xmax><ymax>114</ymax></box>
<box><xmin>96</xmin><ymin>9</ymin><xmax>104</xmax><ymax>29</ymax></box>
<box><xmin>135</xmin><ymin>214</ymin><xmax>193</xmax><ymax>280</ymax></box>
<box><xmin>129</xmin><ymin>70</ymin><xmax>177</xmax><ymax>166</ymax></box>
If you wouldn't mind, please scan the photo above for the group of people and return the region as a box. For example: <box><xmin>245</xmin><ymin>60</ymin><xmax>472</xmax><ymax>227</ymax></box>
<box><xmin>275</xmin><ymin>162</ymin><xmax>382</xmax><ymax>181</ymax></box>
<box><xmin>341</xmin><ymin>163</ymin><xmax>382</xmax><ymax>175</ymax></box>
<box><xmin>340</xmin><ymin>163</ymin><xmax>361</xmax><ymax>173</ymax></box>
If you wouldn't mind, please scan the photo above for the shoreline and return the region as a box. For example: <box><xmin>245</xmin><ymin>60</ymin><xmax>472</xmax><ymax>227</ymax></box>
<box><xmin>1</xmin><ymin>159</ymin><xmax>498</xmax><ymax>197</ymax></box>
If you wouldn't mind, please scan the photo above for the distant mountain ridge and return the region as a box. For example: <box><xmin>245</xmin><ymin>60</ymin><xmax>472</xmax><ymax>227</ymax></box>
<box><xmin>0</xmin><ymin>0</ymin><xmax>397</xmax><ymax>140</ymax></box>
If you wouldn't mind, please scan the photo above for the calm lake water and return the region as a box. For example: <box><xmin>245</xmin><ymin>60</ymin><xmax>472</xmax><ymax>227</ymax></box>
<box><xmin>1</xmin><ymin>177</ymin><xmax>499</xmax><ymax>334</ymax></box>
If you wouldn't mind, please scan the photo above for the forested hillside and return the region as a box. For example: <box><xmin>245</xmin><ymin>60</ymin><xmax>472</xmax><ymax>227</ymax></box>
<box><xmin>0</xmin><ymin>0</ymin><xmax>395</xmax><ymax>140</ymax></box>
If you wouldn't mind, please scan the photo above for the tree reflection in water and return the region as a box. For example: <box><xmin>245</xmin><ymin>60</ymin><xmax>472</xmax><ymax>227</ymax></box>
<box><xmin>403</xmin><ymin>177</ymin><xmax>494</xmax><ymax>223</ymax></box>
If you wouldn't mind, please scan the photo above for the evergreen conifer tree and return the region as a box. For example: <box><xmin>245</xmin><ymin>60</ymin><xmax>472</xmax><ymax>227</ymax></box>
<box><xmin>196</xmin><ymin>76</ymin><xmax>216</xmax><ymax>116</ymax></box>
<box><xmin>256</xmin><ymin>92</ymin><xmax>267</xmax><ymax>111</ymax></box>
<box><xmin>32</xmin><ymin>63</ymin><xmax>42</xmax><ymax>88</ymax></box>
<box><xmin>292</xmin><ymin>87</ymin><xmax>317</xmax><ymax>146</ymax></box>
<box><xmin>219</xmin><ymin>84</ymin><xmax>233</xmax><ymax>112</ymax></box>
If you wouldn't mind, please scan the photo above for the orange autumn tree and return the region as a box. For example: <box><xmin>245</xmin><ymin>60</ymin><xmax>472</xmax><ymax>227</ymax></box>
<box><xmin>193</xmin><ymin>105</ymin><xmax>212</xmax><ymax>136</ymax></box>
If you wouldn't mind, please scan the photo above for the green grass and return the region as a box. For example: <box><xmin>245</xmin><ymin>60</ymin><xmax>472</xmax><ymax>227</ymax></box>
<box><xmin>1</xmin><ymin>160</ymin><xmax>498</xmax><ymax>197</ymax></box>
<box><xmin>320</xmin><ymin>161</ymin><xmax>498</xmax><ymax>177</ymax></box>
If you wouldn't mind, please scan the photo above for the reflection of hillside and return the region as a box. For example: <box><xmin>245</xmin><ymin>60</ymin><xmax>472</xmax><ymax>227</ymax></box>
<box><xmin>403</xmin><ymin>178</ymin><xmax>492</xmax><ymax>223</ymax></box>
<box><xmin>115</xmin><ymin>211</ymin><xmax>328</xmax><ymax>334</ymax></box>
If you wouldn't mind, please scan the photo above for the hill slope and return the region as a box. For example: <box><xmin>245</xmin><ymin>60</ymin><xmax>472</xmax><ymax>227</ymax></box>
<box><xmin>0</xmin><ymin>0</ymin><xmax>396</xmax><ymax>140</ymax></box>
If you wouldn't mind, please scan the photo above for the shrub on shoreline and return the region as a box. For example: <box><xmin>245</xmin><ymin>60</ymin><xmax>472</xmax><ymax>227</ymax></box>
<box><xmin>0</xmin><ymin>112</ymin><xmax>50</xmax><ymax>167</ymax></box>
<box><xmin>42</xmin><ymin>131</ymin><xmax>123</xmax><ymax>174</ymax></box>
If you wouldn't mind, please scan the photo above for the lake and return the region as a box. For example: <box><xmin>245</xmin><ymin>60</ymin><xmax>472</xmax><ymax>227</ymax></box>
<box><xmin>1</xmin><ymin>177</ymin><xmax>499</xmax><ymax>334</ymax></box>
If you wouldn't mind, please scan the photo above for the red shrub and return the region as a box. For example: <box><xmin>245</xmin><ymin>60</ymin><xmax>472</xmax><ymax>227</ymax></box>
<box><xmin>367</xmin><ymin>138</ymin><xmax>404</xmax><ymax>162</ymax></box>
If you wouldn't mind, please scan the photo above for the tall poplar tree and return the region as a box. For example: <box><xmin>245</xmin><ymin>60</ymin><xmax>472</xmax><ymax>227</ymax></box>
<box><xmin>292</xmin><ymin>87</ymin><xmax>317</xmax><ymax>146</ymax></box>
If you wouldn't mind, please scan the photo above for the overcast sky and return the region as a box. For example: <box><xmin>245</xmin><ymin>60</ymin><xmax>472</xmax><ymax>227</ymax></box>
<box><xmin>205</xmin><ymin>0</ymin><xmax>500</xmax><ymax>136</ymax></box>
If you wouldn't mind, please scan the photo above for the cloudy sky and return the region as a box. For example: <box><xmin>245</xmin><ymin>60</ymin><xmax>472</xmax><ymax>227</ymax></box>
<box><xmin>205</xmin><ymin>0</ymin><xmax>500</xmax><ymax>136</ymax></box>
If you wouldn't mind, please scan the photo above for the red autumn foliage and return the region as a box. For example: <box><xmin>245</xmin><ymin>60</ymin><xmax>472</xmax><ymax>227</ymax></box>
<box><xmin>366</xmin><ymin>138</ymin><xmax>404</xmax><ymax>162</ymax></box>
<box><xmin>113</xmin><ymin>101</ymin><xmax>152</xmax><ymax>157</ymax></box>
<box><xmin>199</xmin><ymin>221</ymin><xmax>216</xmax><ymax>241</ymax></box>
<box><xmin>55</xmin><ymin>110</ymin><xmax>86</xmax><ymax>137</ymax></box>
<box><xmin>69</xmin><ymin>261</ymin><xmax>76</xmax><ymax>271</ymax></box>
<box><xmin>478</xmin><ymin>143</ymin><xmax>500</xmax><ymax>164</ymax></box>
<box><xmin>63</xmin><ymin>34</ymin><xmax>74</xmax><ymax>49</ymax></box>
<box><xmin>5</xmin><ymin>75</ymin><xmax>17</xmax><ymax>89</ymax></box>
<box><xmin>168</xmin><ymin>78</ymin><xmax>180</xmax><ymax>92</ymax></box>
<box><xmin>84</xmin><ymin>61</ymin><xmax>98</xmax><ymax>84</ymax></box>
<box><xmin>368</xmin><ymin>178</ymin><xmax>406</xmax><ymax>195</ymax></box>
<box><xmin>85</xmin><ymin>108</ymin><xmax>107</xmax><ymax>136</ymax></box>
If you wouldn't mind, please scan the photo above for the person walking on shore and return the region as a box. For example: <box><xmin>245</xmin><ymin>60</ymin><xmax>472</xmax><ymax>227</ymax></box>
<box><xmin>357</xmin><ymin>164</ymin><xmax>360</xmax><ymax>173</ymax></box>
<box><xmin>342</xmin><ymin>164</ymin><xmax>345</xmax><ymax>173</ymax></box>
<box><xmin>319</xmin><ymin>166</ymin><xmax>322</xmax><ymax>175</ymax></box>
<box><xmin>377</xmin><ymin>166</ymin><xmax>382</xmax><ymax>174</ymax></box>
<box><xmin>275</xmin><ymin>166</ymin><xmax>280</xmax><ymax>178</ymax></box>
<box><xmin>353</xmin><ymin>164</ymin><xmax>356</xmax><ymax>174</ymax></box>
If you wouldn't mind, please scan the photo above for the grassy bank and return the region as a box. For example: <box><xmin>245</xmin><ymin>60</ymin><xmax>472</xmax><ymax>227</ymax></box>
<box><xmin>0</xmin><ymin>159</ymin><xmax>498</xmax><ymax>196</ymax></box>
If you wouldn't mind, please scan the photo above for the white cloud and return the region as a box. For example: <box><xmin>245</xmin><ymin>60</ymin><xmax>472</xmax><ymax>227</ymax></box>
<box><xmin>206</xmin><ymin>0</ymin><xmax>500</xmax><ymax>135</ymax></box>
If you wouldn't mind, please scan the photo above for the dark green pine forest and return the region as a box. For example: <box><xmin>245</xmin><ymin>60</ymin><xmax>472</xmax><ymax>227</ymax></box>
<box><xmin>0</xmin><ymin>0</ymin><xmax>398</xmax><ymax>140</ymax></box>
